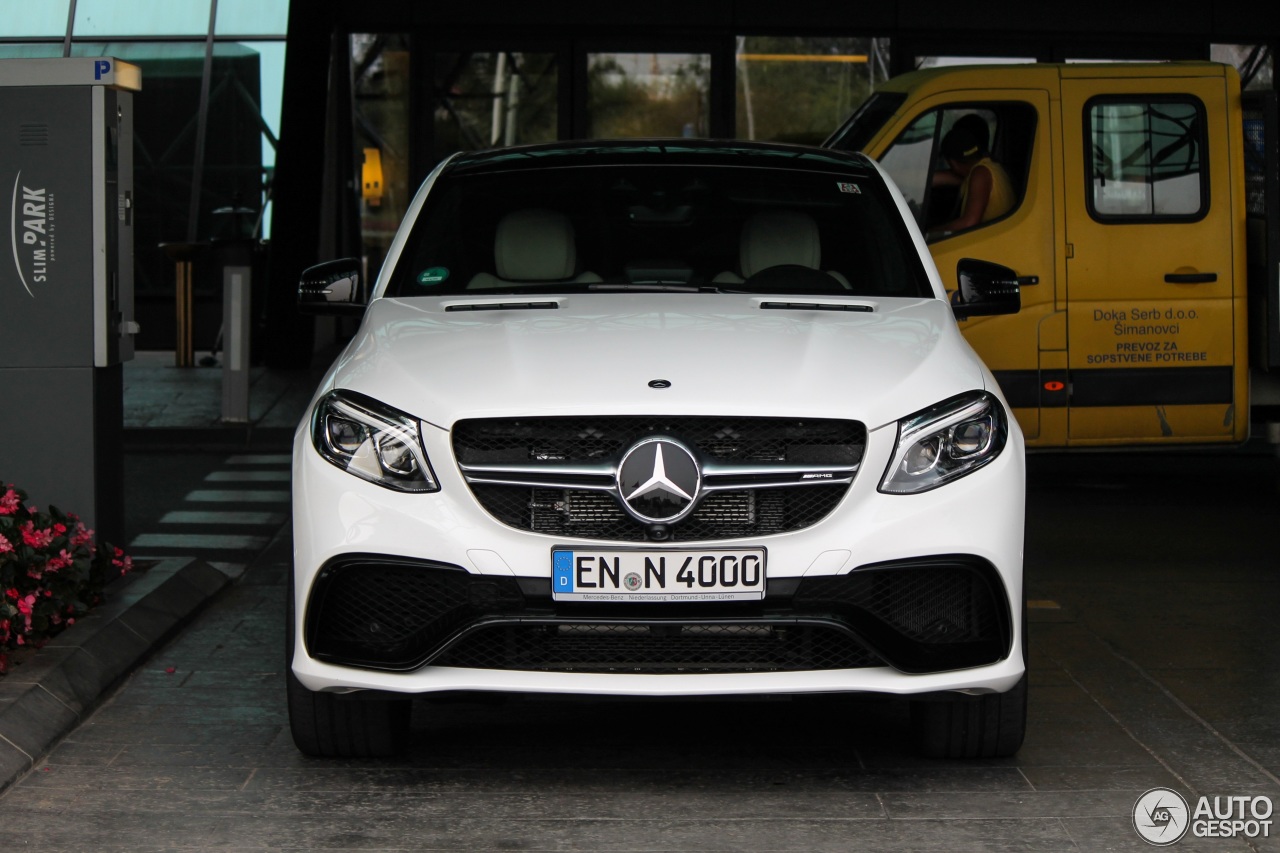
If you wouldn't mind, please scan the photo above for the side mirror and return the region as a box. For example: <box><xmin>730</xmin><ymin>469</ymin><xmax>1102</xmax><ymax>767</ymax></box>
<box><xmin>952</xmin><ymin>258</ymin><xmax>1021</xmax><ymax>320</ymax></box>
<box><xmin>298</xmin><ymin>258</ymin><xmax>366</xmax><ymax>314</ymax></box>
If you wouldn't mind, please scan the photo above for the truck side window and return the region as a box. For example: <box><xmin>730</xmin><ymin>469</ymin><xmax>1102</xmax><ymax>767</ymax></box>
<box><xmin>1086</xmin><ymin>97</ymin><xmax>1208</xmax><ymax>221</ymax></box>
<box><xmin>878</xmin><ymin>103</ymin><xmax>1036</xmax><ymax>237</ymax></box>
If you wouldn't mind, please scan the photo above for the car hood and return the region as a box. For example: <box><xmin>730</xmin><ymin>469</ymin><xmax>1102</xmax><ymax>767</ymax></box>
<box><xmin>326</xmin><ymin>293</ymin><xmax>991</xmax><ymax>432</ymax></box>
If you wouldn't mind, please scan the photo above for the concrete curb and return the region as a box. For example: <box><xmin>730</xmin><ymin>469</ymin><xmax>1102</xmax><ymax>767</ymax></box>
<box><xmin>0</xmin><ymin>557</ymin><xmax>234</xmax><ymax>792</ymax></box>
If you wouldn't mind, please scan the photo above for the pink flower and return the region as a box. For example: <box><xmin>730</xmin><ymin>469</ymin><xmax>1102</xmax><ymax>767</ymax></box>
<box><xmin>112</xmin><ymin>548</ymin><xmax>134</xmax><ymax>575</ymax></box>
<box><xmin>0</xmin><ymin>536</ymin><xmax>13</xmax><ymax>554</ymax></box>
<box><xmin>21</xmin><ymin>523</ymin><xmax>55</xmax><ymax>549</ymax></box>
<box><xmin>46</xmin><ymin>549</ymin><xmax>74</xmax><ymax>572</ymax></box>
<box><xmin>71</xmin><ymin>524</ymin><xmax>93</xmax><ymax>548</ymax></box>
<box><xmin>17</xmin><ymin>594</ymin><xmax>35</xmax><ymax>616</ymax></box>
<box><xmin>0</xmin><ymin>487</ymin><xmax>19</xmax><ymax>515</ymax></box>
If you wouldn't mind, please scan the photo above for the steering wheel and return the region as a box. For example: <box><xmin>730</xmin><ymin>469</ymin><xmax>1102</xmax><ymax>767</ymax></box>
<box><xmin>739</xmin><ymin>264</ymin><xmax>842</xmax><ymax>293</ymax></box>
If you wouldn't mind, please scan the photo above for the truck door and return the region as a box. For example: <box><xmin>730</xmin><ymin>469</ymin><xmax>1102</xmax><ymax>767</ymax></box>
<box><xmin>1061</xmin><ymin>73</ymin><xmax>1246</xmax><ymax>444</ymax></box>
<box><xmin>861</xmin><ymin>90</ymin><xmax>1057</xmax><ymax>442</ymax></box>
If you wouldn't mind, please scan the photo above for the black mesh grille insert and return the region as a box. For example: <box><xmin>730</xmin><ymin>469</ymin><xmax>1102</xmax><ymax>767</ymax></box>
<box><xmin>797</xmin><ymin>569</ymin><xmax>997</xmax><ymax>643</ymax></box>
<box><xmin>454</xmin><ymin>416</ymin><xmax>864</xmax><ymax>541</ymax></box>
<box><xmin>433</xmin><ymin>622</ymin><xmax>880</xmax><ymax>673</ymax></box>
<box><xmin>454</xmin><ymin>416</ymin><xmax>863</xmax><ymax>464</ymax></box>
<box><xmin>471</xmin><ymin>482</ymin><xmax>847</xmax><ymax>542</ymax></box>
<box><xmin>793</xmin><ymin>561</ymin><xmax>1009</xmax><ymax>671</ymax></box>
<box><xmin>305</xmin><ymin>558</ymin><xmax>1009</xmax><ymax>674</ymax></box>
<box><xmin>306</xmin><ymin>560</ymin><xmax>525</xmax><ymax>669</ymax></box>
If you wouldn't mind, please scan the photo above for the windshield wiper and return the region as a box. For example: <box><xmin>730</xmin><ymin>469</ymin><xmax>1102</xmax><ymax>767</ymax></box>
<box><xmin>586</xmin><ymin>282</ymin><xmax>713</xmax><ymax>293</ymax></box>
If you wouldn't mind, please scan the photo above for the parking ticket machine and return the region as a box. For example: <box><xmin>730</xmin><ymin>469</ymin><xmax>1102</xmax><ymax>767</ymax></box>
<box><xmin>0</xmin><ymin>58</ymin><xmax>141</xmax><ymax>548</ymax></box>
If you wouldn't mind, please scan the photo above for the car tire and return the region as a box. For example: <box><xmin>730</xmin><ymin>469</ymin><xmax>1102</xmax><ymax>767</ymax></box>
<box><xmin>286</xmin><ymin>572</ymin><xmax>411</xmax><ymax>758</ymax></box>
<box><xmin>909</xmin><ymin>672</ymin><xmax>1028</xmax><ymax>759</ymax></box>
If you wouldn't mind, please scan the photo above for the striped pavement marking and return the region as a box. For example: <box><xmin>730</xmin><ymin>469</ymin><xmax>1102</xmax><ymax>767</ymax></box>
<box><xmin>130</xmin><ymin>532</ymin><xmax>271</xmax><ymax>550</ymax></box>
<box><xmin>122</xmin><ymin>558</ymin><xmax>248</xmax><ymax>577</ymax></box>
<box><xmin>129</xmin><ymin>455</ymin><xmax>292</xmax><ymax>556</ymax></box>
<box><xmin>160</xmin><ymin>510</ymin><xmax>287</xmax><ymax>526</ymax></box>
<box><xmin>226</xmin><ymin>454</ymin><xmax>291</xmax><ymax>465</ymax></box>
<box><xmin>184</xmin><ymin>489</ymin><xmax>291</xmax><ymax>503</ymax></box>
<box><xmin>204</xmin><ymin>470</ymin><xmax>291</xmax><ymax>482</ymax></box>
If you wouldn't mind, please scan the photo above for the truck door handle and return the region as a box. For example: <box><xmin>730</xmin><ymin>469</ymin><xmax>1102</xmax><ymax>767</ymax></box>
<box><xmin>1164</xmin><ymin>272</ymin><xmax>1217</xmax><ymax>284</ymax></box>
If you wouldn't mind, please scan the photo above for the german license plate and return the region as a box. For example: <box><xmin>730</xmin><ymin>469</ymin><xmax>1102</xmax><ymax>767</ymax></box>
<box><xmin>552</xmin><ymin>548</ymin><xmax>766</xmax><ymax>602</ymax></box>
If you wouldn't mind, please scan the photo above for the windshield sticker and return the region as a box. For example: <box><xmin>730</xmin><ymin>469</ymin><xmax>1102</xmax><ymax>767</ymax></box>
<box><xmin>837</xmin><ymin>182</ymin><xmax>862</xmax><ymax>194</ymax></box>
<box><xmin>417</xmin><ymin>267</ymin><xmax>450</xmax><ymax>285</ymax></box>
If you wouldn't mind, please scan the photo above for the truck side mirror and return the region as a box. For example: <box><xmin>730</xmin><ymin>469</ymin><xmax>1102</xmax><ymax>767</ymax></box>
<box><xmin>298</xmin><ymin>258</ymin><xmax>367</xmax><ymax>314</ymax></box>
<box><xmin>953</xmin><ymin>258</ymin><xmax>1021</xmax><ymax>320</ymax></box>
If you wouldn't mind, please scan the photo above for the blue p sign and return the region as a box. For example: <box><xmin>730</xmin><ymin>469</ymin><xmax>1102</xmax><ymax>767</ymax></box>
<box><xmin>94</xmin><ymin>60</ymin><xmax>111</xmax><ymax>80</ymax></box>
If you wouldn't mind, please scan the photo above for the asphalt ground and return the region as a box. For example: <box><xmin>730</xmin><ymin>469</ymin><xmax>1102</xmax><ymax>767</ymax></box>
<box><xmin>1</xmin><ymin>443</ymin><xmax>1278</xmax><ymax>850</ymax></box>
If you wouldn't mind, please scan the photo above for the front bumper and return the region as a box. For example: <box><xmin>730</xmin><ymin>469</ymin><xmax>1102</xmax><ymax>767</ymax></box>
<box><xmin>291</xmin><ymin>412</ymin><xmax>1026</xmax><ymax>698</ymax></box>
<box><xmin>304</xmin><ymin>554</ymin><xmax>1011</xmax><ymax>675</ymax></box>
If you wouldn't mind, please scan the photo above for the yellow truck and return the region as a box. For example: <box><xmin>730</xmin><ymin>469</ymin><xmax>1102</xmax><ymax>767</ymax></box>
<box><xmin>826</xmin><ymin>62</ymin><xmax>1280</xmax><ymax>448</ymax></box>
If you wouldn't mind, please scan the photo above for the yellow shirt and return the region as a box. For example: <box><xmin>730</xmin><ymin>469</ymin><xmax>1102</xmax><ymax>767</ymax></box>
<box><xmin>961</xmin><ymin>157</ymin><xmax>1016</xmax><ymax>222</ymax></box>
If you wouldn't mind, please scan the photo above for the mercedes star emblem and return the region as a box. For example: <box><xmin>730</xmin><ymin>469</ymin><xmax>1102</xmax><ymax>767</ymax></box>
<box><xmin>616</xmin><ymin>436</ymin><xmax>701</xmax><ymax>523</ymax></box>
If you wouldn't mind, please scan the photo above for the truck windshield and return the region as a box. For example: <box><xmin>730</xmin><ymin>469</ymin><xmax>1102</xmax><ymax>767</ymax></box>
<box><xmin>824</xmin><ymin>92</ymin><xmax>907</xmax><ymax>153</ymax></box>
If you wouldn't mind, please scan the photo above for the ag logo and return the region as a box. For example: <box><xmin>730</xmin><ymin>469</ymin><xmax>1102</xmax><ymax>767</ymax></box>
<box><xmin>1134</xmin><ymin>787</ymin><xmax>1190</xmax><ymax>846</ymax></box>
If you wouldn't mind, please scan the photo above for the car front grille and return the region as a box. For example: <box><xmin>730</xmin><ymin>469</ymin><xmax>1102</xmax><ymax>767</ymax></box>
<box><xmin>469</xmin><ymin>483</ymin><xmax>849</xmax><ymax>542</ymax></box>
<box><xmin>452</xmin><ymin>416</ymin><xmax>864</xmax><ymax>542</ymax></box>
<box><xmin>305</xmin><ymin>556</ymin><xmax>1009</xmax><ymax>674</ymax></box>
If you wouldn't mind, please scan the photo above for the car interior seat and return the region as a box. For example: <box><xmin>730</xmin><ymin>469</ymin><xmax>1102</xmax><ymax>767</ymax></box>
<box><xmin>467</xmin><ymin>208</ymin><xmax>601</xmax><ymax>288</ymax></box>
<box><xmin>713</xmin><ymin>209</ymin><xmax>850</xmax><ymax>288</ymax></box>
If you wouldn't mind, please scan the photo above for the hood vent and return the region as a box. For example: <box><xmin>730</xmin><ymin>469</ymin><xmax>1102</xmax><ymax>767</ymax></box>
<box><xmin>760</xmin><ymin>301</ymin><xmax>873</xmax><ymax>312</ymax></box>
<box><xmin>445</xmin><ymin>301</ymin><xmax>560</xmax><ymax>313</ymax></box>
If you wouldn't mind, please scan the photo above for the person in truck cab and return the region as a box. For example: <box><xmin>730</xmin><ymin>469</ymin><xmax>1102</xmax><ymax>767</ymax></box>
<box><xmin>930</xmin><ymin>121</ymin><xmax>1016</xmax><ymax>234</ymax></box>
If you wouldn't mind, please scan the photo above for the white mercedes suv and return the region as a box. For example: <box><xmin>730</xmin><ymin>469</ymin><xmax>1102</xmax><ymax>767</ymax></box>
<box><xmin>289</xmin><ymin>140</ymin><xmax>1026</xmax><ymax>759</ymax></box>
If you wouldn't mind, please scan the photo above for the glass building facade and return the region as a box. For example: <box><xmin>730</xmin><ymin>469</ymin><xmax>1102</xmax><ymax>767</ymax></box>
<box><xmin>4</xmin><ymin>3</ymin><xmax>1271</xmax><ymax>361</ymax></box>
<box><xmin>2</xmin><ymin>0</ymin><xmax>288</xmax><ymax>351</ymax></box>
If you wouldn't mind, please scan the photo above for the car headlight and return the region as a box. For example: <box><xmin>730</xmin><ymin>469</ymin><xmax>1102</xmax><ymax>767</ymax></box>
<box><xmin>879</xmin><ymin>391</ymin><xmax>1008</xmax><ymax>494</ymax></box>
<box><xmin>310</xmin><ymin>390</ymin><xmax>439</xmax><ymax>492</ymax></box>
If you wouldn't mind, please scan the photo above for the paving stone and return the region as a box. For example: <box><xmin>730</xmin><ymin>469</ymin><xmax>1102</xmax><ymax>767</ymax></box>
<box><xmin>0</xmin><ymin>686</ymin><xmax>79</xmax><ymax>763</ymax></box>
<box><xmin>4</xmin><ymin>410</ymin><xmax>1279</xmax><ymax>850</ymax></box>
<box><xmin>0</xmin><ymin>735</ymin><xmax>33</xmax><ymax>791</ymax></box>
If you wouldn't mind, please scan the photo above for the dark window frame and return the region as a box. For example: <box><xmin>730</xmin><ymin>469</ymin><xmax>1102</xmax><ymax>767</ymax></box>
<box><xmin>1083</xmin><ymin>93</ymin><xmax>1210</xmax><ymax>225</ymax></box>
<box><xmin>876</xmin><ymin>100</ymin><xmax>1039</xmax><ymax>236</ymax></box>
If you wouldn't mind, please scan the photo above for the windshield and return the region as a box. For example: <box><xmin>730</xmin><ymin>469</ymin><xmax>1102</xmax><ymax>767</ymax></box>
<box><xmin>385</xmin><ymin>161</ymin><xmax>932</xmax><ymax>299</ymax></box>
<box><xmin>824</xmin><ymin>92</ymin><xmax>906</xmax><ymax>153</ymax></box>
